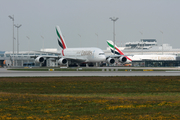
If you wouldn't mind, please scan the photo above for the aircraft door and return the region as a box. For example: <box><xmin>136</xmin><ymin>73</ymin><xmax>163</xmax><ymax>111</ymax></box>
<box><xmin>92</xmin><ymin>50</ymin><xmax>96</xmax><ymax>59</ymax></box>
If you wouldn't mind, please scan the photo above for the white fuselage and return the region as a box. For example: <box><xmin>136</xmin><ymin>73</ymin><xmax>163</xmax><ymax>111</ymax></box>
<box><xmin>62</xmin><ymin>47</ymin><xmax>106</xmax><ymax>63</ymax></box>
<box><xmin>126</xmin><ymin>55</ymin><xmax>176</xmax><ymax>63</ymax></box>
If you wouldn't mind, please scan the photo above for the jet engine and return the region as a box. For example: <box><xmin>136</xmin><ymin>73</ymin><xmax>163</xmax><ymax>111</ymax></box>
<box><xmin>58</xmin><ymin>58</ymin><xmax>67</xmax><ymax>65</ymax></box>
<box><xmin>35</xmin><ymin>56</ymin><xmax>44</xmax><ymax>63</ymax></box>
<box><xmin>119</xmin><ymin>56</ymin><xmax>127</xmax><ymax>63</ymax></box>
<box><xmin>106</xmin><ymin>58</ymin><xmax>115</xmax><ymax>64</ymax></box>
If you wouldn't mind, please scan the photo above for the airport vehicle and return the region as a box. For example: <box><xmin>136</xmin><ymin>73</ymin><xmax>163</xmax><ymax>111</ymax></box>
<box><xmin>107</xmin><ymin>40</ymin><xmax>176</xmax><ymax>63</ymax></box>
<box><xmin>34</xmin><ymin>26</ymin><xmax>110</xmax><ymax>66</ymax></box>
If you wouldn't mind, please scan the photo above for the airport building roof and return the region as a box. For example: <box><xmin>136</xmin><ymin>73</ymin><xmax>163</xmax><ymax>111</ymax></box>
<box><xmin>0</xmin><ymin>51</ymin><xmax>5</xmax><ymax>54</ymax></box>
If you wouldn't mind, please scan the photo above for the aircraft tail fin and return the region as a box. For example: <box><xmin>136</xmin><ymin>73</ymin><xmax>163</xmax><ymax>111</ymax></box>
<box><xmin>56</xmin><ymin>26</ymin><xmax>67</xmax><ymax>49</ymax></box>
<box><xmin>107</xmin><ymin>40</ymin><xmax>124</xmax><ymax>55</ymax></box>
<box><xmin>107</xmin><ymin>40</ymin><xmax>132</xmax><ymax>61</ymax></box>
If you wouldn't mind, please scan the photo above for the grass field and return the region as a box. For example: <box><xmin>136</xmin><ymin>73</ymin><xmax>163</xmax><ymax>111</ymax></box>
<box><xmin>0</xmin><ymin>76</ymin><xmax>180</xmax><ymax>119</ymax></box>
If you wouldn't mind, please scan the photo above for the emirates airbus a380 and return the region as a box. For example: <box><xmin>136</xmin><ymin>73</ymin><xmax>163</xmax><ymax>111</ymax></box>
<box><xmin>34</xmin><ymin>26</ymin><xmax>112</xmax><ymax>66</ymax></box>
<box><xmin>107</xmin><ymin>40</ymin><xmax>176</xmax><ymax>63</ymax></box>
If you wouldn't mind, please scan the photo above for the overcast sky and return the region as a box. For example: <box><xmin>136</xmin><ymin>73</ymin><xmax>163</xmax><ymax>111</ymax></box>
<box><xmin>0</xmin><ymin>0</ymin><xmax>180</xmax><ymax>52</ymax></box>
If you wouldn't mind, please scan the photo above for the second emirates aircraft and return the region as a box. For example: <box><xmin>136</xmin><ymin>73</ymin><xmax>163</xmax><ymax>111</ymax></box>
<box><xmin>107</xmin><ymin>40</ymin><xmax>176</xmax><ymax>63</ymax></box>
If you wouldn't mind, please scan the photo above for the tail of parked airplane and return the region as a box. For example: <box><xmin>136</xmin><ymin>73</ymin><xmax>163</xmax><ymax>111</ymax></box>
<box><xmin>107</xmin><ymin>40</ymin><xmax>132</xmax><ymax>61</ymax></box>
<box><xmin>56</xmin><ymin>26</ymin><xmax>67</xmax><ymax>49</ymax></box>
<box><xmin>107</xmin><ymin>40</ymin><xmax>124</xmax><ymax>55</ymax></box>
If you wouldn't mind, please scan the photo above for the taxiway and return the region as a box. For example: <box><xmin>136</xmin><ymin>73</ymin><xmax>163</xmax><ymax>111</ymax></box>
<box><xmin>0</xmin><ymin>68</ymin><xmax>180</xmax><ymax>77</ymax></box>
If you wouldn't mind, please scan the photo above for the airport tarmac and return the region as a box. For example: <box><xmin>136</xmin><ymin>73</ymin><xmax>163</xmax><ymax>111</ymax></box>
<box><xmin>0</xmin><ymin>68</ymin><xmax>180</xmax><ymax>77</ymax></box>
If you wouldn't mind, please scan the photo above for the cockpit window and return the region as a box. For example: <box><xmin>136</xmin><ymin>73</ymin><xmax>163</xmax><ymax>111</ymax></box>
<box><xmin>99</xmin><ymin>53</ymin><xmax>105</xmax><ymax>55</ymax></box>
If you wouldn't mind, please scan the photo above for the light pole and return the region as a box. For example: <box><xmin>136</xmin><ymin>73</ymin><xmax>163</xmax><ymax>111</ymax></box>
<box><xmin>140</xmin><ymin>31</ymin><xmax>143</xmax><ymax>54</ymax></box>
<box><xmin>14</xmin><ymin>24</ymin><xmax>22</xmax><ymax>54</ymax></box>
<box><xmin>26</xmin><ymin>36</ymin><xmax>30</xmax><ymax>55</ymax></box>
<box><xmin>110</xmin><ymin>17</ymin><xmax>118</xmax><ymax>55</ymax></box>
<box><xmin>160</xmin><ymin>31</ymin><xmax>163</xmax><ymax>55</ymax></box>
<box><xmin>78</xmin><ymin>34</ymin><xmax>81</xmax><ymax>47</ymax></box>
<box><xmin>8</xmin><ymin>15</ymin><xmax>15</xmax><ymax>66</ymax></box>
<box><xmin>41</xmin><ymin>36</ymin><xmax>44</xmax><ymax>51</ymax></box>
<box><xmin>95</xmin><ymin>33</ymin><xmax>98</xmax><ymax>48</ymax></box>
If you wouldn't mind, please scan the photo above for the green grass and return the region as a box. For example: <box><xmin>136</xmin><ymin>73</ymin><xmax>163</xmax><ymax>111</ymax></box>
<box><xmin>0</xmin><ymin>76</ymin><xmax>180</xmax><ymax>119</ymax></box>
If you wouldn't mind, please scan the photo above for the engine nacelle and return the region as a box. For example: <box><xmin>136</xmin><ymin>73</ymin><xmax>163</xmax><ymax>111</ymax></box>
<box><xmin>106</xmin><ymin>58</ymin><xmax>115</xmax><ymax>64</ymax></box>
<box><xmin>58</xmin><ymin>58</ymin><xmax>67</xmax><ymax>65</ymax></box>
<box><xmin>119</xmin><ymin>56</ymin><xmax>127</xmax><ymax>63</ymax></box>
<box><xmin>35</xmin><ymin>56</ymin><xmax>44</xmax><ymax>63</ymax></box>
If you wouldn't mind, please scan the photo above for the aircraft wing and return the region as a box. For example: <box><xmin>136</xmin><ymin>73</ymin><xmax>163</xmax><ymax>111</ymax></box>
<box><xmin>63</xmin><ymin>57</ymin><xmax>86</xmax><ymax>63</ymax></box>
<box><xmin>106</xmin><ymin>55</ymin><xmax>127</xmax><ymax>58</ymax></box>
<box><xmin>27</xmin><ymin>50</ymin><xmax>87</xmax><ymax>65</ymax></box>
<box><xmin>34</xmin><ymin>51</ymin><xmax>61</xmax><ymax>55</ymax></box>
<box><xmin>30</xmin><ymin>55</ymin><xmax>59</xmax><ymax>59</ymax></box>
<box><xmin>30</xmin><ymin>55</ymin><xmax>86</xmax><ymax>62</ymax></box>
<box><xmin>26</xmin><ymin>51</ymin><xmax>61</xmax><ymax>59</ymax></box>
<box><xmin>35</xmin><ymin>51</ymin><xmax>86</xmax><ymax>61</ymax></box>
<box><xmin>106</xmin><ymin>54</ymin><xmax>134</xmax><ymax>59</ymax></box>
<box><xmin>28</xmin><ymin>52</ymin><xmax>86</xmax><ymax>64</ymax></box>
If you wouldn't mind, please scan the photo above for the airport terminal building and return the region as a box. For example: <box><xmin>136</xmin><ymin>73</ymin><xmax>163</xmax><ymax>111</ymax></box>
<box><xmin>0</xmin><ymin>50</ymin><xmax>60</xmax><ymax>67</ymax></box>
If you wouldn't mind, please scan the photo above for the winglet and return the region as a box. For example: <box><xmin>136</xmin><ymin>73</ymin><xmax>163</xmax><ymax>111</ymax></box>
<box><xmin>56</xmin><ymin>26</ymin><xmax>67</xmax><ymax>49</ymax></box>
